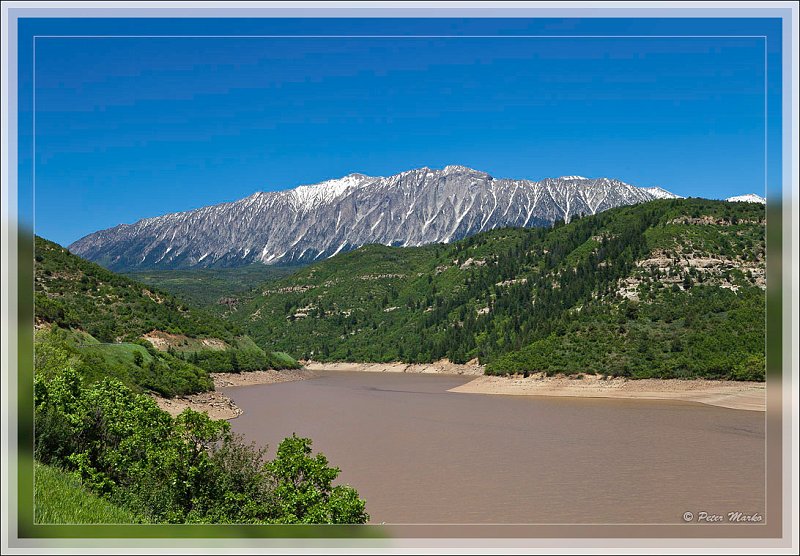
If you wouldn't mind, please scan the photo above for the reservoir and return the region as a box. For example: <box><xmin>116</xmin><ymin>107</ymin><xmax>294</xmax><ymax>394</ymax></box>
<box><xmin>223</xmin><ymin>371</ymin><xmax>765</xmax><ymax>524</ymax></box>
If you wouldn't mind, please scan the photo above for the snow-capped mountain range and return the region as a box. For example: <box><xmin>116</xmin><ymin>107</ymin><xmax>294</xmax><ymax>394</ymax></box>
<box><xmin>70</xmin><ymin>165</ymin><xmax>686</xmax><ymax>270</ymax></box>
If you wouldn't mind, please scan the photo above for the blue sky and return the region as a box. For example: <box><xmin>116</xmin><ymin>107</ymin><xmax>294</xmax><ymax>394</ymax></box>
<box><xmin>17</xmin><ymin>18</ymin><xmax>783</xmax><ymax>246</ymax></box>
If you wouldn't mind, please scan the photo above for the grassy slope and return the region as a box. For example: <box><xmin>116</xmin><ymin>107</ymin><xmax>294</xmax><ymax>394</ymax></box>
<box><xmin>38</xmin><ymin>325</ymin><xmax>213</xmax><ymax>396</ymax></box>
<box><xmin>230</xmin><ymin>199</ymin><xmax>765</xmax><ymax>380</ymax></box>
<box><xmin>34</xmin><ymin>462</ymin><xmax>143</xmax><ymax>524</ymax></box>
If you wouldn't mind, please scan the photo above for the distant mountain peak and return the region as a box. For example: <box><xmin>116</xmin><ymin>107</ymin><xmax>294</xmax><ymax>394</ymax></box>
<box><xmin>726</xmin><ymin>193</ymin><xmax>766</xmax><ymax>204</ymax></box>
<box><xmin>442</xmin><ymin>164</ymin><xmax>492</xmax><ymax>177</ymax></box>
<box><xmin>289</xmin><ymin>173</ymin><xmax>372</xmax><ymax>210</ymax></box>
<box><xmin>70</xmin><ymin>166</ymin><xmax>681</xmax><ymax>271</ymax></box>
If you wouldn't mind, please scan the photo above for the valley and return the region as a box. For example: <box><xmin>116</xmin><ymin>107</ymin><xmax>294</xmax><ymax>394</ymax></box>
<box><xmin>36</xmin><ymin>198</ymin><xmax>766</xmax><ymax>394</ymax></box>
<box><xmin>32</xmin><ymin>195</ymin><xmax>768</xmax><ymax>526</ymax></box>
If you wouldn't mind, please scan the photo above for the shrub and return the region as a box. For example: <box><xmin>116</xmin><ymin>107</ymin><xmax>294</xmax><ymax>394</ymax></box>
<box><xmin>34</xmin><ymin>369</ymin><xmax>368</xmax><ymax>524</ymax></box>
<box><xmin>266</xmin><ymin>434</ymin><xmax>369</xmax><ymax>524</ymax></box>
<box><xmin>731</xmin><ymin>355</ymin><xmax>765</xmax><ymax>382</ymax></box>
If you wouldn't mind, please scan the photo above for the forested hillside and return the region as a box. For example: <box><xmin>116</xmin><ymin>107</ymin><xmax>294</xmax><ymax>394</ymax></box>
<box><xmin>228</xmin><ymin>199</ymin><xmax>765</xmax><ymax>380</ymax></box>
<box><xmin>34</xmin><ymin>236</ymin><xmax>298</xmax><ymax>396</ymax></box>
<box><xmin>35</xmin><ymin>236</ymin><xmax>238</xmax><ymax>342</ymax></box>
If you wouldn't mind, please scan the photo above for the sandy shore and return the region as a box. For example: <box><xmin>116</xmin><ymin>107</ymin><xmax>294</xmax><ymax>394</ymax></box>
<box><xmin>302</xmin><ymin>359</ymin><xmax>484</xmax><ymax>376</ymax></box>
<box><xmin>449</xmin><ymin>373</ymin><xmax>765</xmax><ymax>411</ymax></box>
<box><xmin>152</xmin><ymin>368</ymin><xmax>316</xmax><ymax>420</ymax></box>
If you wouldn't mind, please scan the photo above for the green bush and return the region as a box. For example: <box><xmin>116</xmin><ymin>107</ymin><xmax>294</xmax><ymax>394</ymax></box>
<box><xmin>266</xmin><ymin>434</ymin><xmax>369</xmax><ymax>524</ymax></box>
<box><xmin>731</xmin><ymin>355</ymin><xmax>765</xmax><ymax>381</ymax></box>
<box><xmin>185</xmin><ymin>345</ymin><xmax>300</xmax><ymax>374</ymax></box>
<box><xmin>33</xmin><ymin>368</ymin><xmax>368</xmax><ymax>524</ymax></box>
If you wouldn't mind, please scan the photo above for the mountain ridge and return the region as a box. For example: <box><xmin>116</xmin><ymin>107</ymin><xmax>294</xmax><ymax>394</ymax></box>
<box><xmin>70</xmin><ymin>165</ymin><xmax>683</xmax><ymax>271</ymax></box>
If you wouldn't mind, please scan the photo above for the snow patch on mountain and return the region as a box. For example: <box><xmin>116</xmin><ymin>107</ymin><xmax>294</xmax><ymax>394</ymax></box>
<box><xmin>726</xmin><ymin>194</ymin><xmax>766</xmax><ymax>204</ymax></box>
<box><xmin>643</xmin><ymin>187</ymin><xmax>683</xmax><ymax>200</ymax></box>
<box><xmin>288</xmin><ymin>173</ymin><xmax>371</xmax><ymax>211</ymax></box>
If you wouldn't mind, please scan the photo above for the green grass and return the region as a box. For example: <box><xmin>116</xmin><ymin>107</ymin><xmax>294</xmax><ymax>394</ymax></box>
<box><xmin>34</xmin><ymin>462</ymin><xmax>142</xmax><ymax>524</ymax></box>
<box><xmin>268</xmin><ymin>351</ymin><xmax>299</xmax><ymax>367</ymax></box>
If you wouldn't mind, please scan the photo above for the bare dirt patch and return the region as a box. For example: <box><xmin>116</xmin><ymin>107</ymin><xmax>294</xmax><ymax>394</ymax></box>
<box><xmin>212</xmin><ymin>368</ymin><xmax>316</xmax><ymax>388</ymax></box>
<box><xmin>201</xmin><ymin>338</ymin><xmax>228</xmax><ymax>350</ymax></box>
<box><xmin>142</xmin><ymin>330</ymin><xmax>229</xmax><ymax>352</ymax></box>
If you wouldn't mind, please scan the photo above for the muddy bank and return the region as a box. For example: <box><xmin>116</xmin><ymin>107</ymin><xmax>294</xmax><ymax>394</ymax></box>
<box><xmin>152</xmin><ymin>368</ymin><xmax>316</xmax><ymax>420</ymax></box>
<box><xmin>212</xmin><ymin>368</ymin><xmax>315</xmax><ymax>388</ymax></box>
<box><xmin>301</xmin><ymin>358</ymin><xmax>484</xmax><ymax>376</ymax></box>
<box><xmin>450</xmin><ymin>373</ymin><xmax>765</xmax><ymax>411</ymax></box>
<box><xmin>152</xmin><ymin>390</ymin><xmax>243</xmax><ymax>420</ymax></box>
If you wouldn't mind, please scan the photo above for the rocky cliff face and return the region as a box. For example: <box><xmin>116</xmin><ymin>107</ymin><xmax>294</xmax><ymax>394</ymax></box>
<box><xmin>69</xmin><ymin>165</ymin><xmax>680</xmax><ymax>270</ymax></box>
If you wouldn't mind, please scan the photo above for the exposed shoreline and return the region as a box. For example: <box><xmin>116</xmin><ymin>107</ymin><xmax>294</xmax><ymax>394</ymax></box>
<box><xmin>301</xmin><ymin>359</ymin><xmax>485</xmax><ymax>376</ymax></box>
<box><xmin>152</xmin><ymin>364</ymin><xmax>765</xmax><ymax>418</ymax></box>
<box><xmin>152</xmin><ymin>390</ymin><xmax>244</xmax><ymax>420</ymax></box>
<box><xmin>152</xmin><ymin>368</ymin><xmax>315</xmax><ymax>420</ymax></box>
<box><xmin>449</xmin><ymin>373</ymin><xmax>765</xmax><ymax>412</ymax></box>
<box><xmin>212</xmin><ymin>368</ymin><xmax>315</xmax><ymax>388</ymax></box>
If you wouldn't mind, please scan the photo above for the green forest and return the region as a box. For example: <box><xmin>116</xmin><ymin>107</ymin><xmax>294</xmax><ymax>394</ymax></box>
<box><xmin>224</xmin><ymin>199</ymin><xmax>765</xmax><ymax>380</ymax></box>
<box><xmin>35</xmin><ymin>236</ymin><xmax>237</xmax><ymax>343</ymax></box>
<box><xmin>125</xmin><ymin>264</ymin><xmax>298</xmax><ymax>312</ymax></box>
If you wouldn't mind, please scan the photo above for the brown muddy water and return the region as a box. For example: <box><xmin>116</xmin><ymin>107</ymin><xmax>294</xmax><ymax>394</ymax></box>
<box><xmin>222</xmin><ymin>371</ymin><xmax>765</xmax><ymax>524</ymax></box>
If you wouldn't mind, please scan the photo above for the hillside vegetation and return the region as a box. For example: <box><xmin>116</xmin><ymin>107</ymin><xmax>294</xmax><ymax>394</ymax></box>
<box><xmin>35</xmin><ymin>236</ymin><xmax>298</xmax><ymax>396</ymax></box>
<box><xmin>35</xmin><ymin>236</ymin><xmax>237</xmax><ymax>342</ymax></box>
<box><xmin>32</xmin><ymin>239</ymin><xmax>365</xmax><ymax>525</ymax></box>
<box><xmin>34</xmin><ymin>364</ymin><xmax>368</xmax><ymax>524</ymax></box>
<box><xmin>228</xmin><ymin>199</ymin><xmax>765</xmax><ymax>380</ymax></box>
<box><xmin>35</xmin><ymin>325</ymin><xmax>213</xmax><ymax>397</ymax></box>
<box><xmin>125</xmin><ymin>264</ymin><xmax>299</xmax><ymax>312</ymax></box>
